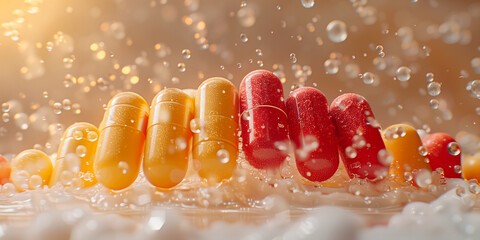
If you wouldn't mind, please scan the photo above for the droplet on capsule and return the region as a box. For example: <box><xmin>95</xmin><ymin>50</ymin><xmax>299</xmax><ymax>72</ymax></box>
<box><xmin>447</xmin><ymin>142</ymin><xmax>460</xmax><ymax>156</ymax></box>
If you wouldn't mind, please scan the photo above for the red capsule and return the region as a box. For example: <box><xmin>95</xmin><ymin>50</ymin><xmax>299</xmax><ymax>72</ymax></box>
<box><xmin>286</xmin><ymin>87</ymin><xmax>339</xmax><ymax>182</ymax></box>
<box><xmin>240</xmin><ymin>70</ymin><xmax>289</xmax><ymax>169</ymax></box>
<box><xmin>422</xmin><ymin>133</ymin><xmax>462</xmax><ymax>178</ymax></box>
<box><xmin>329</xmin><ymin>93</ymin><xmax>387</xmax><ymax>179</ymax></box>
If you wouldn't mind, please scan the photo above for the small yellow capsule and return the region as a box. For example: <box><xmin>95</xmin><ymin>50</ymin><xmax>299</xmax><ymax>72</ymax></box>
<box><xmin>462</xmin><ymin>152</ymin><xmax>480</xmax><ymax>182</ymax></box>
<box><xmin>383</xmin><ymin>124</ymin><xmax>431</xmax><ymax>186</ymax></box>
<box><xmin>49</xmin><ymin>122</ymin><xmax>99</xmax><ymax>188</ymax></box>
<box><xmin>11</xmin><ymin>149</ymin><xmax>53</xmax><ymax>190</ymax></box>
<box><xmin>193</xmin><ymin>77</ymin><xmax>239</xmax><ymax>183</ymax></box>
<box><xmin>94</xmin><ymin>92</ymin><xmax>149</xmax><ymax>190</ymax></box>
<box><xmin>144</xmin><ymin>88</ymin><xmax>194</xmax><ymax>188</ymax></box>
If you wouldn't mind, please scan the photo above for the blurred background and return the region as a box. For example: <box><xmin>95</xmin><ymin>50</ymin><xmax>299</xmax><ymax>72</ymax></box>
<box><xmin>0</xmin><ymin>0</ymin><xmax>479</xmax><ymax>156</ymax></box>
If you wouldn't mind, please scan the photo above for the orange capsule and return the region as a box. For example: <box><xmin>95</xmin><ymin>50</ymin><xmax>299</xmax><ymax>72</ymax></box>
<box><xmin>193</xmin><ymin>77</ymin><xmax>239</xmax><ymax>183</ymax></box>
<box><xmin>11</xmin><ymin>149</ymin><xmax>53</xmax><ymax>190</ymax></box>
<box><xmin>383</xmin><ymin>124</ymin><xmax>432</xmax><ymax>186</ymax></box>
<box><xmin>462</xmin><ymin>152</ymin><xmax>480</xmax><ymax>182</ymax></box>
<box><xmin>94</xmin><ymin>92</ymin><xmax>149</xmax><ymax>190</ymax></box>
<box><xmin>143</xmin><ymin>88</ymin><xmax>194</xmax><ymax>188</ymax></box>
<box><xmin>49</xmin><ymin>122</ymin><xmax>99</xmax><ymax>188</ymax></box>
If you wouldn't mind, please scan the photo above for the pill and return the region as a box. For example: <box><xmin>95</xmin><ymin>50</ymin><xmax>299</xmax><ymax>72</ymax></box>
<box><xmin>49</xmin><ymin>122</ymin><xmax>99</xmax><ymax>188</ymax></box>
<box><xmin>422</xmin><ymin>133</ymin><xmax>462</xmax><ymax>178</ymax></box>
<box><xmin>286</xmin><ymin>87</ymin><xmax>339</xmax><ymax>182</ymax></box>
<box><xmin>11</xmin><ymin>149</ymin><xmax>53</xmax><ymax>190</ymax></box>
<box><xmin>0</xmin><ymin>155</ymin><xmax>11</xmax><ymax>184</ymax></box>
<box><xmin>383</xmin><ymin>124</ymin><xmax>432</xmax><ymax>185</ymax></box>
<box><xmin>239</xmin><ymin>70</ymin><xmax>289</xmax><ymax>169</ymax></box>
<box><xmin>193</xmin><ymin>77</ymin><xmax>239</xmax><ymax>182</ymax></box>
<box><xmin>462</xmin><ymin>152</ymin><xmax>480</xmax><ymax>182</ymax></box>
<box><xmin>94</xmin><ymin>92</ymin><xmax>149</xmax><ymax>190</ymax></box>
<box><xmin>329</xmin><ymin>93</ymin><xmax>388</xmax><ymax>179</ymax></box>
<box><xmin>144</xmin><ymin>88</ymin><xmax>194</xmax><ymax>188</ymax></box>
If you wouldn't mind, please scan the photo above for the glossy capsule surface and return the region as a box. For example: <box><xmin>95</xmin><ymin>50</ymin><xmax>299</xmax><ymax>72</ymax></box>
<box><xmin>144</xmin><ymin>88</ymin><xmax>194</xmax><ymax>188</ymax></box>
<box><xmin>286</xmin><ymin>87</ymin><xmax>339</xmax><ymax>182</ymax></box>
<box><xmin>11</xmin><ymin>149</ymin><xmax>52</xmax><ymax>190</ymax></box>
<box><xmin>50</xmin><ymin>122</ymin><xmax>99</xmax><ymax>188</ymax></box>
<box><xmin>193</xmin><ymin>77</ymin><xmax>239</xmax><ymax>182</ymax></box>
<box><xmin>240</xmin><ymin>70</ymin><xmax>289</xmax><ymax>169</ymax></box>
<box><xmin>94</xmin><ymin>92</ymin><xmax>149</xmax><ymax>190</ymax></box>
<box><xmin>462</xmin><ymin>153</ymin><xmax>480</xmax><ymax>182</ymax></box>
<box><xmin>423</xmin><ymin>133</ymin><xmax>462</xmax><ymax>178</ymax></box>
<box><xmin>329</xmin><ymin>93</ymin><xmax>388</xmax><ymax>179</ymax></box>
<box><xmin>0</xmin><ymin>155</ymin><xmax>11</xmax><ymax>184</ymax></box>
<box><xmin>383</xmin><ymin>124</ymin><xmax>432</xmax><ymax>185</ymax></box>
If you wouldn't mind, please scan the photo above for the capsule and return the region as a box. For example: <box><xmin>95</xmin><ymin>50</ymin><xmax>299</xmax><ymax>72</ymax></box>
<box><xmin>329</xmin><ymin>93</ymin><xmax>388</xmax><ymax>179</ymax></box>
<box><xmin>11</xmin><ymin>149</ymin><xmax>52</xmax><ymax>190</ymax></box>
<box><xmin>144</xmin><ymin>88</ymin><xmax>194</xmax><ymax>188</ymax></box>
<box><xmin>422</xmin><ymin>133</ymin><xmax>462</xmax><ymax>178</ymax></box>
<box><xmin>49</xmin><ymin>122</ymin><xmax>99</xmax><ymax>188</ymax></box>
<box><xmin>0</xmin><ymin>155</ymin><xmax>11</xmax><ymax>184</ymax></box>
<box><xmin>193</xmin><ymin>77</ymin><xmax>239</xmax><ymax>182</ymax></box>
<box><xmin>462</xmin><ymin>153</ymin><xmax>480</xmax><ymax>182</ymax></box>
<box><xmin>286</xmin><ymin>87</ymin><xmax>339</xmax><ymax>182</ymax></box>
<box><xmin>94</xmin><ymin>92</ymin><xmax>149</xmax><ymax>190</ymax></box>
<box><xmin>383</xmin><ymin>124</ymin><xmax>432</xmax><ymax>185</ymax></box>
<box><xmin>239</xmin><ymin>70</ymin><xmax>289</xmax><ymax>169</ymax></box>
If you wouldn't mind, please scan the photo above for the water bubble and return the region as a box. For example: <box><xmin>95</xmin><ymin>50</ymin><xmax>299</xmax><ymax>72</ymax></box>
<box><xmin>427</xmin><ymin>82</ymin><xmax>442</xmax><ymax>96</ymax></box>
<box><xmin>240</xmin><ymin>33</ymin><xmax>249</xmax><ymax>42</ymax></box>
<box><xmin>217</xmin><ymin>149</ymin><xmax>230</xmax><ymax>163</ymax></box>
<box><xmin>466</xmin><ymin>80</ymin><xmax>480</xmax><ymax>98</ymax></box>
<box><xmin>429</xmin><ymin>99</ymin><xmax>439</xmax><ymax>109</ymax></box>
<box><xmin>324</xmin><ymin>59</ymin><xmax>339</xmax><ymax>74</ymax></box>
<box><xmin>1</xmin><ymin>103</ymin><xmax>10</xmax><ymax>112</ymax></box>
<box><xmin>345</xmin><ymin>146</ymin><xmax>357</xmax><ymax>158</ymax></box>
<box><xmin>403</xmin><ymin>172</ymin><xmax>413</xmax><ymax>181</ymax></box>
<box><xmin>177</xmin><ymin>63</ymin><xmax>186</xmax><ymax>72</ymax></box>
<box><xmin>378</xmin><ymin>149</ymin><xmax>393</xmax><ymax>166</ymax></box>
<box><xmin>414</xmin><ymin>169</ymin><xmax>432</xmax><ymax>188</ymax></box>
<box><xmin>73</xmin><ymin>130</ymin><xmax>83</xmax><ymax>140</ymax></box>
<box><xmin>418</xmin><ymin>146</ymin><xmax>428</xmax><ymax>156</ymax></box>
<box><xmin>396</xmin><ymin>66</ymin><xmax>411</xmax><ymax>81</ymax></box>
<box><xmin>189</xmin><ymin>119</ymin><xmax>203</xmax><ymax>133</ymax></box>
<box><xmin>76</xmin><ymin>145</ymin><xmax>87</xmax><ymax>157</ymax></box>
<box><xmin>352</xmin><ymin>135</ymin><xmax>366</xmax><ymax>148</ymax></box>
<box><xmin>468</xmin><ymin>180</ymin><xmax>480</xmax><ymax>194</ymax></box>
<box><xmin>454</xmin><ymin>165</ymin><xmax>462</xmax><ymax>174</ymax></box>
<box><xmin>118</xmin><ymin>161</ymin><xmax>129</xmax><ymax>174</ymax></box>
<box><xmin>301</xmin><ymin>0</ymin><xmax>315</xmax><ymax>8</ymax></box>
<box><xmin>87</xmin><ymin>131</ymin><xmax>98</xmax><ymax>141</ymax></box>
<box><xmin>53</xmin><ymin>102</ymin><xmax>63</xmax><ymax>114</ymax></box>
<box><xmin>29</xmin><ymin>175</ymin><xmax>43</xmax><ymax>189</ymax></box>
<box><xmin>290</xmin><ymin>53</ymin><xmax>297</xmax><ymax>63</ymax></box>
<box><xmin>426</xmin><ymin>72</ymin><xmax>434</xmax><ymax>82</ymax></box>
<box><xmin>1</xmin><ymin>113</ymin><xmax>8</xmax><ymax>122</ymax></box>
<box><xmin>362</xmin><ymin>72</ymin><xmax>375</xmax><ymax>85</ymax></box>
<box><xmin>447</xmin><ymin>142</ymin><xmax>460</xmax><ymax>156</ymax></box>
<box><xmin>256</xmin><ymin>49</ymin><xmax>263</xmax><ymax>56</ymax></box>
<box><xmin>456</xmin><ymin>186</ymin><xmax>466</xmax><ymax>197</ymax></box>
<box><xmin>397</xmin><ymin>126</ymin><xmax>406</xmax><ymax>137</ymax></box>
<box><xmin>14</xmin><ymin>113</ymin><xmax>29</xmax><ymax>130</ymax></box>
<box><xmin>181</xmin><ymin>49</ymin><xmax>191</xmax><ymax>59</ymax></box>
<box><xmin>326</xmin><ymin>20</ymin><xmax>347</xmax><ymax>43</ymax></box>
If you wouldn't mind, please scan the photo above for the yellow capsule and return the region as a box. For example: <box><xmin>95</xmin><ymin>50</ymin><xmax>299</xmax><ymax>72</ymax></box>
<box><xmin>144</xmin><ymin>88</ymin><xmax>194</xmax><ymax>188</ymax></box>
<box><xmin>94</xmin><ymin>92</ymin><xmax>149</xmax><ymax>190</ymax></box>
<box><xmin>49</xmin><ymin>122</ymin><xmax>99</xmax><ymax>188</ymax></box>
<box><xmin>193</xmin><ymin>77</ymin><xmax>239</xmax><ymax>183</ymax></box>
<box><xmin>462</xmin><ymin>152</ymin><xmax>480</xmax><ymax>182</ymax></box>
<box><xmin>383</xmin><ymin>124</ymin><xmax>431</xmax><ymax>185</ymax></box>
<box><xmin>11</xmin><ymin>149</ymin><xmax>53</xmax><ymax>190</ymax></box>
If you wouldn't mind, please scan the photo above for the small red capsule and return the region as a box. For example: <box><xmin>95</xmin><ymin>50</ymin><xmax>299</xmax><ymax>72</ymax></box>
<box><xmin>329</xmin><ymin>93</ymin><xmax>387</xmax><ymax>179</ymax></box>
<box><xmin>240</xmin><ymin>70</ymin><xmax>290</xmax><ymax>169</ymax></box>
<box><xmin>286</xmin><ymin>87</ymin><xmax>339</xmax><ymax>182</ymax></box>
<box><xmin>422</xmin><ymin>133</ymin><xmax>462</xmax><ymax>178</ymax></box>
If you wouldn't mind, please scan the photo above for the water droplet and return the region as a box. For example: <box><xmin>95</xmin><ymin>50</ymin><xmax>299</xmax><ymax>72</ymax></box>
<box><xmin>396</xmin><ymin>66</ymin><xmax>411</xmax><ymax>81</ymax></box>
<box><xmin>326</xmin><ymin>20</ymin><xmax>347</xmax><ymax>43</ymax></box>
<box><xmin>377</xmin><ymin>149</ymin><xmax>393</xmax><ymax>166</ymax></box>
<box><xmin>290</xmin><ymin>53</ymin><xmax>297</xmax><ymax>63</ymax></box>
<box><xmin>324</xmin><ymin>59</ymin><xmax>339</xmax><ymax>74</ymax></box>
<box><xmin>427</xmin><ymin>82</ymin><xmax>442</xmax><ymax>96</ymax></box>
<box><xmin>87</xmin><ymin>131</ymin><xmax>98</xmax><ymax>141</ymax></box>
<box><xmin>426</xmin><ymin>72</ymin><xmax>434</xmax><ymax>82</ymax></box>
<box><xmin>454</xmin><ymin>165</ymin><xmax>462</xmax><ymax>174</ymax></box>
<box><xmin>176</xmin><ymin>137</ymin><xmax>187</xmax><ymax>150</ymax></box>
<box><xmin>362</xmin><ymin>72</ymin><xmax>375</xmax><ymax>85</ymax></box>
<box><xmin>447</xmin><ymin>142</ymin><xmax>460</xmax><ymax>156</ymax></box>
<box><xmin>466</xmin><ymin>80</ymin><xmax>480</xmax><ymax>98</ymax></box>
<box><xmin>53</xmin><ymin>102</ymin><xmax>63</xmax><ymax>114</ymax></box>
<box><xmin>345</xmin><ymin>146</ymin><xmax>357</xmax><ymax>158</ymax></box>
<box><xmin>62</xmin><ymin>99</ymin><xmax>72</xmax><ymax>110</ymax></box>
<box><xmin>73</xmin><ymin>130</ymin><xmax>83</xmax><ymax>140</ymax></box>
<box><xmin>352</xmin><ymin>135</ymin><xmax>366</xmax><ymax>148</ymax></box>
<box><xmin>456</xmin><ymin>186</ymin><xmax>466</xmax><ymax>197</ymax></box>
<box><xmin>2</xmin><ymin>113</ymin><xmax>9</xmax><ymax>123</ymax></box>
<box><xmin>1</xmin><ymin>103</ymin><xmax>10</xmax><ymax>112</ymax></box>
<box><xmin>177</xmin><ymin>62</ymin><xmax>186</xmax><ymax>72</ymax></box>
<box><xmin>76</xmin><ymin>145</ymin><xmax>87</xmax><ymax>157</ymax></box>
<box><xmin>397</xmin><ymin>126</ymin><xmax>406</xmax><ymax>137</ymax></box>
<box><xmin>181</xmin><ymin>49</ymin><xmax>191</xmax><ymax>59</ymax></box>
<box><xmin>217</xmin><ymin>149</ymin><xmax>230</xmax><ymax>163</ymax></box>
<box><xmin>242</xmin><ymin>111</ymin><xmax>251</xmax><ymax>121</ymax></box>
<box><xmin>29</xmin><ymin>175</ymin><xmax>43</xmax><ymax>189</ymax></box>
<box><xmin>189</xmin><ymin>119</ymin><xmax>203</xmax><ymax>133</ymax></box>
<box><xmin>240</xmin><ymin>33</ymin><xmax>249</xmax><ymax>42</ymax></box>
<box><xmin>414</xmin><ymin>169</ymin><xmax>432</xmax><ymax>188</ymax></box>
<box><xmin>118</xmin><ymin>161</ymin><xmax>129</xmax><ymax>174</ymax></box>
<box><xmin>301</xmin><ymin>0</ymin><xmax>315</xmax><ymax>8</ymax></box>
<box><xmin>468</xmin><ymin>180</ymin><xmax>480</xmax><ymax>194</ymax></box>
<box><xmin>403</xmin><ymin>172</ymin><xmax>413</xmax><ymax>181</ymax></box>
<box><xmin>429</xmin><ymin>99</ymin><xmax>439</xmax><ymax>109</ymax></box>
<box><xmin>418</xmin><ymin>146</ymin><xmax>428</xmax><ymax>156</ymax></box>
<box><xmin>255</xmin><ymin>49</ymin><xmax>263</xmax><ymax>56</ymax></box>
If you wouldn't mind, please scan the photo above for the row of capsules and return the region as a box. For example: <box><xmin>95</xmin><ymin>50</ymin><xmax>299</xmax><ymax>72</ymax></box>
<box><xmin>2</xmin><ymin>69</ymin><xmax>468</xmax><ymax>192</ymax></box>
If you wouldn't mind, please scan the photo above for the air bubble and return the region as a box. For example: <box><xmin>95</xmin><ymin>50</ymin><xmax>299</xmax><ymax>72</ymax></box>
<box><xmin>62</xmin><ymin>99</ymin><xmax>72</xmax><ymax>110</ymax></box>
<box><xmin>217</xmin><ymin>149</ymin><xmax>230</xmax><ymax>163</ymax></box>
<box><xmin>326</xmin><ymin>20</ymin><xmax>347</xmax><ymax>43</ymax></box>
<box><xmin>466</xmin><ymin>80</ymin><xmax>480</xmax><ymax>98</ymax></box>
<box><xmin>396</xmin><ymin>66</ymin><xmax>411</xmax><ymax>81</ymax></box>
<box><xmin>189</xmin><ymin>119</ymin><xmax>203</xmax><ymax>133</ymax></box>
<box><xmin>177</xmin><ymin>63</ymin><xmax>186</xmax><ymax>72</ymax></box>
<box><xmin>362</xmin><ymin>72</ymin><xmax>375</xmax><ymax>85</ymax></box>
<box><xmin>427</xmin><ymin>82</ymin><xmax>441</xmax><ymax>96</ymax></box>
<box><xmin>73</xmin><ymin>130</ymin><xmax>83</xmax><ymax>140</ymax></box>
<box><xmin>403</xmin><ymin>172</ymin><xmax>413</xmax><ymax>181</ymax></box>
<box><xmin>87</xmin><ymin>131</ymin><xmax>98</xmax><ymax>141</ymax></box>
<box><xmin>454</xmin><ymin>165</ymin><xmax>462</xmax><ymax>174</ymax></box>
<box><xmin>29</xmin><ymin>175</ymin><xmax>43</xmax><ymax>189</ymax></box>
<box><xmin>2</xmin><ymin>113</ymin><xmax>10</xmax><ymax>123</ymax></box>
<box><xmin>418</xmin><ymin>146</ymin><xmax>428</xmax><ymax>156</ymax></box>
<box><xmin>240</xmin><ymin>33</ymin><xmax>249</xmax><ymax>42</ymax></box>
<box><xmin>447</xmin><ymin>142</ymin><xmax>460</xmax><ymax>156</ymax></box>
<box><xmin>76</xmin><ymin>145</ymin><xmax>87</xmax><ymax>157</ymax></box>
<box><xmin>429</xmin><ymin>99</ymin><xmax>439</xmax><ymax>109</ymax></box>
<box><xmin>301</xmin><ymin>0</ymin><xmax>315</xmax><ymax>8</ymax></box>
<box><xmin>324</xmin><ymin>59</ymin><xmax>339</xmax><ymax>74</ymax></box>
<box><xmin>181</xmin><ymin>49</ymin><xmax>191</xmax><ymax>59</ymax></box>
<box><xmin>1</xmin><ymin>103</ymin><xmax>10</xmax><ymax>112</ymax></box>
<box><xmin>345</xmin><ymin>146</ymin><xmax>357</xmax><ymax>158</ymax></box>
<box><xmin>426</xmin><ymin>72</ymin><xmax>434</xmax><ymax>82</ymax></box>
